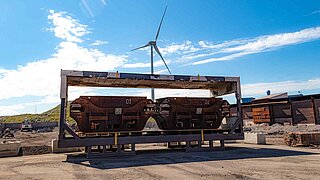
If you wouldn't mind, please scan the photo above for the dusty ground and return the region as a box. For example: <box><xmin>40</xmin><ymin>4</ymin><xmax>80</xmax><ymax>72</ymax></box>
<box><xmin>247</xmin><ymin>123</ymin><xmax>320</xmax><ymax>135</ymax></box>
<box><xmin>1</xmin><ymin>128</ymin><xmax>58</xmax><ymax>155</ymax></box>
<box><xmin>0</xmin><ymin>124</ymin><xmax>319</xmax><ymax>179</ymax></box>
<box><xmin>0</xmin><ymin>143</ymin><xmax>319</xmax><ymax>180</ymax></box>
<box><xmin>13</xmin><ymin>128</ymin><xmax>58</xmax><ymax>147</ymax></box>
<box><xmin>2</xmin><ymin>124</ymin><xmax>318</xmax><ymax>156</ymax></box>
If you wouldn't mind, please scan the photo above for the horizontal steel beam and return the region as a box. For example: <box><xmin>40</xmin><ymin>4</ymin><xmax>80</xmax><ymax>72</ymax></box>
<box><xmin>58</xmin><ymin>133</ymin><xmax>244</xmax><ymax>148</ymax></box>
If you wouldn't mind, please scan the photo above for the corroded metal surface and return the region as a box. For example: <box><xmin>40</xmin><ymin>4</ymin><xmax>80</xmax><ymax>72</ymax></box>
<box><xmin>230</xmin><ymin>95</ymin><xmax>320</xmax><ymax>125</ymax></box>
<box><xmin>62</xmin><ymin>70</ymin><xmax>238</xmax><ymax>97</ymax></box>
<box><xmin>154</xmin><ymin>97</ymin><xmax>229</xmax><ymax>130</ymax></box>
<box><xmin>271</xmin><ymin>103</ymin><xmax>292</xmax><ymax>124</ymax></box>
<box><xmin>252</xmin><ymin>106</ymin><xmax>271</xmax><ymax>123</ymax></box>
<box><xmin>292</xmin><ymin>99</ymin><xmax>315</xmax><ymax>124</ymax></box>
<box><xmin>70</xmin><ymin>96</ymin><xmax>155</xmax><ymax>132</ymax></box>
<box><xmin>70</xmin><ymin>96</ymin><xmax>230</xmax><ymax>133</ymax></box>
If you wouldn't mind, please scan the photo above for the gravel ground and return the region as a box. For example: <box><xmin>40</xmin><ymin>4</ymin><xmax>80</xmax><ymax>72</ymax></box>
<box><xmin>247</xmin><ymin>123</ymin><xmax>320</xmax><ymax>135</ymax></box>
<box><xmin>0</xmin><ymin>143</ymin><xmax>319</xmax><ymax>180</ymax></box>
<box><xmin>2</xmin><ymin>124</ymin><xmax>319</xmax><ymax>156</ymax></box>
<box><xmin>245</xmin><ymin>124</ymin><xmax>320</xmax><ymax>146</ymax></box>
<box><xmin>1</xmin><ymin>128</ymin><xmax>58</xmax><ymax>155</ymax></box>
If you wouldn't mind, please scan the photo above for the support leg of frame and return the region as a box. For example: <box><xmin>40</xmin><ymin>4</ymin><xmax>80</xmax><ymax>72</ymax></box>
<box><xmin>209</xmin><ymin>140</ymin><xmax>214</xmax><ymax>148</ymax></box>
<box><xmin>220</xmin><ymin>140</ymin><xmax>225</xmax><ymax>150</ymax></box>
<box><xmin>198</xmin><ymin>140</ymin><xmax>202</xmax><ymax>148</ymax></box>
<box><xmin>102</xmin><ymin>145</ymin><xmax>107</xmax><ymax>153</ymax></box>
<box><xmin>131</xmin><ymin>144</ymin><xmax>136</xmax><ymax>155</ymax></box>
<box><xmin>117</xmin><ymin>145</ymin><xmax>121</xmax><ymax>153</ymax></box>
<box><xmin>86</xmin><ymin>146</ymin><xmax>92</xmax><ymax>158</ymax></box>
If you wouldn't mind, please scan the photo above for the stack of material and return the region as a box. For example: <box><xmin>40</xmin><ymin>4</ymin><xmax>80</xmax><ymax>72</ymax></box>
<box><xmin>285</xmin><ymin>132</ymin><xmax>320</xmax><ymax>146</ymax></box>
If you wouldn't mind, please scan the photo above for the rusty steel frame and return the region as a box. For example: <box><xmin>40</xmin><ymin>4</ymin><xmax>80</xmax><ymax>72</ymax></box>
<box><xmin>58</xmin><ymin>70</ymin><xmax>243</xmax><ymax>148</ymax></box>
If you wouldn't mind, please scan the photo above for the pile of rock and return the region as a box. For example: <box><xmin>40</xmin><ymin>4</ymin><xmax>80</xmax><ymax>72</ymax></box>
<box><xmin>285</xmin><ymin>132</ymin><xmax>320</xmax><ymax>146</ymax></box>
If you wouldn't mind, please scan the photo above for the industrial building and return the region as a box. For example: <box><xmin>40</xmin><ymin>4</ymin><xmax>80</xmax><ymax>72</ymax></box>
<box><xmin>230</xmin><ymin>93</ymin><xmax>320</xmax><ymax>125</ymax></box>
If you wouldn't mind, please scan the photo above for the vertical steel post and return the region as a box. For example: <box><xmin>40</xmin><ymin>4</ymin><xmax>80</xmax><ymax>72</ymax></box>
<box><xmin>236</xmin><ymin>77</ymin><xmax>243</xmax><ymax>133</ymax></box>
<box><xmin>209</xmin><ymin>140</ymin><xmax>213</xmax><ymax>148</ymax></box>
<box><xmin>311</xmin><ymin>97</ymin><xmax>317</xmax><ymax>124</ymax></box>
<box><xmin>59</xmin><ymin>98</ymin><xmax>66</xmax><ymax>140</ymax></box>
<box><xmin>290</xmin><ymin>100</ymin><xmax>295</xmax><ymax>125</ymax></box>
<box><xmin>220</xmin><ymin>140</ymin><xmax>225</xmax><ymax>148</ymax></box>
<box><xmin>151</xmin><ymin>45</ymin><xmax>155</xmax><ymax>101</ymax></box>
<box><xmin>59</xmin><ymin>70</ymin><xmax>68</xmax><ymax>141</ymax></box>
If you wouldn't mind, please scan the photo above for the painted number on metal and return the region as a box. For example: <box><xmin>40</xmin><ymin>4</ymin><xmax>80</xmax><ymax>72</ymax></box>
<box><xmin>126</xmin><ymin>99</ymin><xmax>132</xmax><ymax>104</ymax></box>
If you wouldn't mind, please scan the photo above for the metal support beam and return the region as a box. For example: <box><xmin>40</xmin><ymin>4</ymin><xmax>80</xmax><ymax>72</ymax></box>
<box><xmin>230</xmin><ymin>77</ymin><xmax>243</xmax><ymax>133</ymax></box>
<box><xmin>151</xmin><ymin>45</ymin><xmax>155</xmax><ymax>102</ymax></box>
<box><xmin>58</xmin><ymin>98</ymin><xmax>66</xmax><ymax>140</ymax></box>
<box><xmin>209</xmin><ymin>140</ymin><xmax>213</xmax><ymax>148</ymax></box>
<box><xmin>58</xmin><ymin>70</ymin><xmax>244</xmax><ymax>149</ymax></box>
<box><xmin>131</xmin><ymin>144</ymin><xmax>135</xmax><ymax>153</ymax></box>
<box><xmin>58</xmin><ymin>133</ymin><xmax>244</xmax><ymax>148</ymax></box>
<box><xmin>220</xmin><ymin>140</ymin><xmax>225</xmax><ymax>148</ymax></box>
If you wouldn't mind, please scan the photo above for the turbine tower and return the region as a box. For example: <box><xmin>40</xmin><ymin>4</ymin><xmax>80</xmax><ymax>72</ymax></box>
<box><xmin>131</xmin><ymin>6</ymin><xmax>171</xmax><ymax>101</ymax></box>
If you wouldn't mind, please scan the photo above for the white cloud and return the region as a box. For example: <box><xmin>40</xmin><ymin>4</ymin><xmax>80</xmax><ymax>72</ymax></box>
<box><xmin>0</xmin><ymin>10</ymin><xmax>127</xmax><ymax>113</ymax></box>
<box><xmin>191</xmin><ymin>27</ymin><xmax>320</xmax><ymax>65</ymax></box>
<box><xmin>144</xmin><ymin>77</ymin><xmax>320</xmax><ymax>100</ymax></box>
<box><xmin>191</xmin><ymin>51</ymin><xmax>253</xmax><ymax>65</ymax></box>
<box><xmin>242</xmin><ymin>78</ymin><xmax>320</xmax><ymax>96</ymax></box>
<box><xmin>309</xmin><ymin>9</ymin><xmax>320</xmax><ymax>16</ymax></box>
<box><xmin>89</xmin><ymin>40</ymin><xmax>108</xmax><ymax>46</ymax></box>
<box><xmin>100</xmin><ymin>0</ymin><xmax>107</xmax><ymax>6</ymax></box>
<box><xmin>154</xmin><ymin>69</ymin><xmax>168</xmax><ymax>74</ymax></box>
<box><xmin>2</xmin><ymin>10</ymin><xmax>320</xmax><ymax>115</ymax></box>
<box><xmin>198</xmin><ymin>39</ymin><xmax>251</xmax><ymax>49</ymax></box>
<box><xmin>158</xmin><ymin>40</ymin><xmax>198</xmax><ymax>55</ymax></box>
<box><xmin>47</xmin><ymin>10</ymin><xmax>90</xmax><ymax>42</ymax></box>
<box><xmin>0</xmin><ymin>104</ymin><xmax>26</xmax><ymax>116</ymax></box>
<box><xmin>153</xmin><ymin>27</ymin><xmax>320</xmax><ymax>66</ymax></box>
<box><xmin>223</xmin><ymin>27</ymin><xmax>320</xmax><ymax>53</ymax></box>
<box><xmin>0</xmin><ymin>41</ymin><xmax>126</xmax><ymax>101</ymax></box>
<box><xmin>122</xmin><ymin>60</ymin><xmax>170</xmax><ymax>68</ymax></box>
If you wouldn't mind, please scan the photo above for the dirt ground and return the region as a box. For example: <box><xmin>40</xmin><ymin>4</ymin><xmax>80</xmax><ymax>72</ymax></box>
<box><xmin>2</xmin><ymin>124</ymin><xmax>318</xmax><ymax>156</ymax></box>
<box><xmin>1</xmin><ymin>125</ymin><xmax>320</xmax><ymax>179</ymax></box>
<box><xmin>1</xmin><ymin>128</ymin><xmax>59</xmax><ymax>155</ymax></box>
<box><xmin>0</xmin><ymin>143</ymin><xmax>319</xmax><ymax>180</ymax></box>
<box><xmin>13</xmin><ymin>128</ymin><xmax>58</xmax><ymax>147</ymax></box>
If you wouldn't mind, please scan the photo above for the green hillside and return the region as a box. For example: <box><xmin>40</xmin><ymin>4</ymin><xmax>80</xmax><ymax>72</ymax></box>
<box><xmin>0</xmin><ymin>103</ymin><xmax>75</xmax><ymax>123</ymax></box>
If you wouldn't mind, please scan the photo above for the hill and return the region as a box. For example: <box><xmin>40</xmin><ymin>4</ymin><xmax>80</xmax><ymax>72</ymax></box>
<box><xmin>0</xmin><ymin>103</ymin><xmax>75</xmax><ymax>123</ymax></box>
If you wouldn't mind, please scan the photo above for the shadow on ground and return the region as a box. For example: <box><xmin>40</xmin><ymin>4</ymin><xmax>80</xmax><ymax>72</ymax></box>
<box><xmin>64</xmin><ymin>146</ymin><xmax>317</xmax><ymax>170</ymax></box>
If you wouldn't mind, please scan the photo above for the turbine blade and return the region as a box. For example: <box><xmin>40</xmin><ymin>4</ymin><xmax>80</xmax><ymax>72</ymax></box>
<box><xmin>155</xmin><ymin>6</ymin><xmax>168</xmax><ymax>41</ymax></box>
<box><xmin>131</xmin><ymin>44</ymin><xmax>150</xmax><ymax>51</ymax></box>
<box><xmin>153</xmin><ymin>45</ymin><xmax>171</xmax><ymax>74</ymax></box>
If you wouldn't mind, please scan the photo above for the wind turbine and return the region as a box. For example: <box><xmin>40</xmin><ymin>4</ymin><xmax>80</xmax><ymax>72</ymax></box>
<box><xmin>131</xmin><ymin>6</ymin><xmax>171</xmax><ymax>102</ymax></box>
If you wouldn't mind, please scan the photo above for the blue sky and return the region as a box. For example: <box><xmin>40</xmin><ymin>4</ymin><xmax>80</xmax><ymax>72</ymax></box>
<box><xmin>1</xmin><ymin>0</ymin><xmax>320</xmax><ymax>115</ymax></box>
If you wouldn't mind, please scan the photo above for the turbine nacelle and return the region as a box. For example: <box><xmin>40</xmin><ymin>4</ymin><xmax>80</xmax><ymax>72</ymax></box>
<box><xmin>149</xmin><ymin>41</ymin><xmax>156</xmax><ymax>46</ymax></box>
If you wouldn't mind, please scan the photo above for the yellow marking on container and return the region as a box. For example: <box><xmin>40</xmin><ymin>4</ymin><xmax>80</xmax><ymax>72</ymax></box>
<box><xmin>114</xmin><ymin>132</ymin><xmax>118</xmax><ymax>145</ymax></box>
<box><xmin>201</xmin><ymin>129</ymin><xmax>204</xmax><ymax>142</ymax></box>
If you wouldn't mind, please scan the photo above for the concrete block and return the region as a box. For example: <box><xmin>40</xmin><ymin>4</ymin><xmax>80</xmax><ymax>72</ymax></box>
<box><xmin>244</xmin><ymin>132</ymin><xmax>266</xmax><ymax>145</ymax></box>
<box><xmin>51</xmin><ymin>139</ymin><xmax>79</xmax><ymax>153</ymax></box>
<box><xmin>0</xmin><ymin>140</ymin><xmax>21</xmax><ymax>157</ymax></box>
